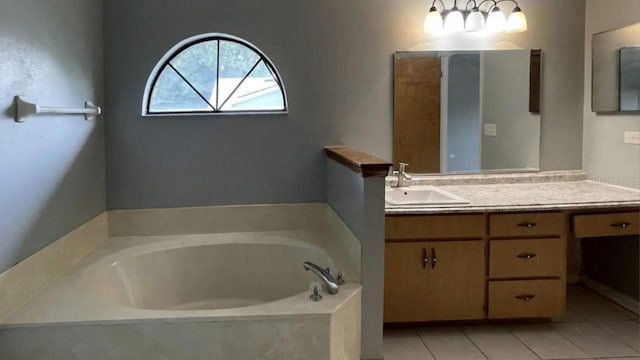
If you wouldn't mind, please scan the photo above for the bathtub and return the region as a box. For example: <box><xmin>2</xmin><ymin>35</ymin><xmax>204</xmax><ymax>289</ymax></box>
<box><xmin>0</xmin><ymin>231</ymin><xmax>361</xmax><ymax>360</ymax></box>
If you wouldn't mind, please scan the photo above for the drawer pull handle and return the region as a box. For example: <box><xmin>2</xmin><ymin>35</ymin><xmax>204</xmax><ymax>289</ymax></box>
<box><xmin>517</xmin><ymin>252</ymin><xmax>537</xmax><ymax>260</ymax></box>
<box><xmin>431</xmin><ymin>248</ymin><xmax>437</xmax><ymax>269</ymax></box>
<box><xmin>515</xmin><ymin>294</ymin><xmax>536</xmax><ymax>302</ymax></box>
<box><xmin>422</xmin><ymin>248</ymin><xmax>428</xmax><ymax>269</ymax></box>
<box><xmin>517</xmin><ymin>222</ymin><xmax>537</xmax><ymax>228</ymax></box>
<box><xmin>610</xmin><ymin>222</ymin><xmax>630</xmax><ymax>229</ymax></box>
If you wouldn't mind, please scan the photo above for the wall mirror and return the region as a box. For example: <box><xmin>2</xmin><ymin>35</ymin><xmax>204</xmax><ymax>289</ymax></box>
<box><xmin>592</xmin><ymin>23</ymin><xmax>640</xmax><ymax>113</ymax></box>
<box><xmin>393</xmin><ymin>49</ymin><xmax>542</xmax><ymax>174</ymax></box>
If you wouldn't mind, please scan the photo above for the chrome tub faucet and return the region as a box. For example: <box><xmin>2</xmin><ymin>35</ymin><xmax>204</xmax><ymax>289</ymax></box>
<box><xmin>303</xmin><ymin>261</ymin><xmax>340</xmax><ymax>295</ymax></box>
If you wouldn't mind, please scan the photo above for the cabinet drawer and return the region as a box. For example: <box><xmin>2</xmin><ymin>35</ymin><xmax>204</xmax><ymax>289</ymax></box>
<box><xmin>490</xmin><ymin>238</ymin><xmax>564</xmax><ymax>278</ymax></box>
<box><xmin>386</xmin><ymin>214</ymin><xmax>485</xmax><ymax>240</ymax></box>
<box><xmin>490</xmin><ymin>212</ymin><xmax>564</xmax><ymax>237</ymax></box>
<box><xmin>573</xmin><ymin>211</ymin><xmax>639</xmax><ymax>238</ymax></box>
<box><xmin>488</xmin><ymin>279</ymin><xmax>564</xmax><ymax>319</ymax></box>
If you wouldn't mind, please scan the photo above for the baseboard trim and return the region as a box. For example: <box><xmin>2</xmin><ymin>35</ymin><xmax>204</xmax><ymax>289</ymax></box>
<box><xmin>581</xmin><ymin>275</ymin><xmax>639</xmax><ymax>315</ymax></box>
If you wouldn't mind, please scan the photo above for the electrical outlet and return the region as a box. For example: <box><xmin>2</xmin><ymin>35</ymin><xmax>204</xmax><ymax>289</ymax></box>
<box><xmin>624</xmin><ymin>131</ymin><xmax>640</xmax><ymax>144</ymax></box>
<box><xmin>484</xmin><ymin>123</ymin><xmax>497</xmax><ymax>136</ymax></box>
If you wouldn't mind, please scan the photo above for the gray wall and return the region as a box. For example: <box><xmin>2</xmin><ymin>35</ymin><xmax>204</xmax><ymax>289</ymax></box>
<box><xmin>447</xmin><ymin>54</ymin><xmax>481</xmax><ymax>172</ymax></box>
<box><xmin>0</xmin><ymin>0</ymin><xmax>105</xmax><ymax>272</ymax></box>
<box><xmin>583</xmin><ymin>0</ymin><xmax>640</xmax><ymax>189</ymax></box>
<box><xmin>104</xmin><ymin>0</ymin><xmax>586</xmax><ymax>209</ymax></box>
<box><xmin>326</xmin><ymin>159</ymin><xmax>386</xmax><ymax>359</ymax></box>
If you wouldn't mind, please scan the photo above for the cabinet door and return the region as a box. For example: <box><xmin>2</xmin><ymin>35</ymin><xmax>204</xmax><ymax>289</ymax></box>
<box><xmin>384</xmin><ymin>242</ymin><xmax>430</xmax><ymax>322</ymax></box>
<box><xmin>426</xmin><ymin>240</ymin><xmax>486</xmax><ymax>321</ymax></box>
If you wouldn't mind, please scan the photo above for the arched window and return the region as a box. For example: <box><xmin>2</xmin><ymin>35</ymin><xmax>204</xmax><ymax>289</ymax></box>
<box><xmin>143</xmin><ymin>33</ymin><xmax>287</xmax><ymax>115</ymax></box>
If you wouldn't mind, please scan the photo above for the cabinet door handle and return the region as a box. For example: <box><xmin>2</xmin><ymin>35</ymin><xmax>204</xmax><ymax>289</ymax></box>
<box><xmin>422</xmin><ymin>248</ymin><xmax>428</xmax><ymax>269</ymax></box>
<box><xmin>515</xmin><ymin>294</ymin><xmax>536</xmax><ymax>301</ymax></box>
<box><xmin>516</xmin><ymin>252</ymin><xmax>537</xmax><ymax>260</ymax></box>
<box><xmin>517</xmin><ymin>222</ymin><xmax>537</xmax><ymax>228</ymax></box>
<box><xmin>610</xmin><ymin>222</ymin><xmax>630</xmax><ymax>228</ymax></box>
<box><xmin>431</xmin><ymin>248</ymin><xmax>437</xmax><ymax>269</ymax></box>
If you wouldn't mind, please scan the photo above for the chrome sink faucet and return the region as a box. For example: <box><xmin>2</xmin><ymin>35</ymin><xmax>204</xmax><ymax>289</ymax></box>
<box><xmin>303</xmin><ymin>261</ymin><xmax>339</xmax><ymax>295</ymax></box>
<box><xmin>392</xmin><ymin>162</ymin><xmax>412</xmax><ymax>188</ymax></box>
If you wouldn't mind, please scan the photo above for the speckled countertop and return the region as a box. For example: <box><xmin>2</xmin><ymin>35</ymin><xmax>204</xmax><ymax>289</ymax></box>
<box><xmin>385</xmin><ymin>171</ymin><xmax>640</xmax><ymax>214</ymax></box>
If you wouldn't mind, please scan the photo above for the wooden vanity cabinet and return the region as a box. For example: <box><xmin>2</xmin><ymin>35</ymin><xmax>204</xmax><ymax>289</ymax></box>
<box><xmin>487</xmin><ymin>212</ymin><xmax>566</xmax><ymax>319</ymax></box>
<box><xmin>572</xmin><ymin>210</ymin><xmax>639</xmax><ymax>238</ymax></box>
<box><xmin>384</xmin><ymin>211</ymin><xmax>568</xmax><ymax>323</ymax></box>
<box><xmin>384</xmin><ymin>215</ymin><xmax>486</xmax><ymax>322</ymax></box>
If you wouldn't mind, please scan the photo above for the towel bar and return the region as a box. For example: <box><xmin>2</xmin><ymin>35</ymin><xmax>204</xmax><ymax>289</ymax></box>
<box><xmin>14</xmin><ymin>96</ymin><xmax>102</xmax><ymax>122</ymax></box>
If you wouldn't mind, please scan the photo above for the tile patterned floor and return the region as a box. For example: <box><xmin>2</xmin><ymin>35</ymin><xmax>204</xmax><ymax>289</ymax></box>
<box><xmin>383</xmin><ymin>286</ymin><xmax>639</xmax><ymax>360</ymax></box>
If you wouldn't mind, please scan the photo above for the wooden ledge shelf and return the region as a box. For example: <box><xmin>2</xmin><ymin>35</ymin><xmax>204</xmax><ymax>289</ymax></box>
<box><xmin>325</xmin><ymin>146</ymin><xmax>392</xmax><ymax>177</ymax></box>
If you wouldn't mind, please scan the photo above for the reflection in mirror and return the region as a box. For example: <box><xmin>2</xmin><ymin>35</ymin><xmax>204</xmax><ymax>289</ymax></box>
<box><xmin>393</xmin><ymin>50</ymin><xmax>541</xmax><ymax>174</ymax></box>
<box><xmin>592</xmin><ymin>23</ymin><xmax>640</xmax><ymax>113</ymax></box>
<box><xmin>620</xmin><ymin>47</ymin><xmax>639</xmax><ymax>111</ymax></box>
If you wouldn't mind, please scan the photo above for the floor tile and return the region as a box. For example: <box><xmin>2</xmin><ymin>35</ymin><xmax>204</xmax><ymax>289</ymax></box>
<box><xmin>551</xmin><ymin>322</ymin><xmax>639</xmax><ymax>358</ymax></box>
<box><xmin>462</xmin><ymin>325</ymin><xmax>538</xmax><ymax>360</ymax></box>
<box><xmin>579</xmin><ymin>288</ymin><xmax>640</xmax><ymax>321</ymax></box>
<box><xmin>417</xmin><ymin>327</ymin><xmax>487</xmax><ymax>360</ymax></box>
<box><xmin>566</xmin><ymin>288</ymin><xmax>630</xmax><ymax>322</ymax></box>
<box><xmin>551</xmin><ymin>309</ymin><xmax>587</xmax><ymax>323</ymax></box>
<box><xmin>594</xmin><ymin>321</ymin><xmax>640</xmax><ymax>352</ymax></box>
<box><xmin>383</xmin><ymin>328</ymin><xmax>435</xmax><ymax>360</ymax></box>
<box><xmin>508</xmin><ymin>324</ymin><xmax>589</xmax><ymax>359</ymax></box>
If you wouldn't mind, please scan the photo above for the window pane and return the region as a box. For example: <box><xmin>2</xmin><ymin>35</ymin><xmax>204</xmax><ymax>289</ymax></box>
<box><xmin>145</xmin><ymin>34</ymin><xmax>287</xmax><ymax>115</ymax></box>
<box><xmin>170</xmin><ymin>40</ymin><xmax>218</xmax><ymax>104</ymax></box>
<box><xmin>216</xmin><ymin>40</ymin><xmax>260</xmax><ymax>108</ymax></box>
<box><xmin>149</xmin><ymin>66</ymin><xmax>213</xmax><ymax>112</ymax></box>
<box><xmin>220</xmin><ymin>60</ymin><xmax>285</xmax><ymax>111</ymax></box>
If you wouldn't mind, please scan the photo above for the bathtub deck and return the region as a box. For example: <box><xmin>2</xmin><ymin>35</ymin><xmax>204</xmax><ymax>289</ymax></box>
<box><xmin>1</xmin><ymin>230</ymin><xmax>360</xmax><ymax>328</ymax></box>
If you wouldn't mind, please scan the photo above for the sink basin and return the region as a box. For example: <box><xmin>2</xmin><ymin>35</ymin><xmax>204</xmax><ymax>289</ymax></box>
<box><xmin>386</xmin><ymin>186</ymin><xmax>470</xmax><ymax>207</ymax></box>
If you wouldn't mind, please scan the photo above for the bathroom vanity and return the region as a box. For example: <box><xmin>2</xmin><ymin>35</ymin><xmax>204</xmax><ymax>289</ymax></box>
<box><xmin>383</xmin><ymin>173</ymin><xmax>640</xmax><ymax>323</ymax></box>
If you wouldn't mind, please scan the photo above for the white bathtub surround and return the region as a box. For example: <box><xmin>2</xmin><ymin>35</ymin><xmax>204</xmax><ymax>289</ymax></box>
<box><xmin>0</xmin><ymin>213</ymin><xmax>108</xmax><ymax>321</ymax></box>
<box><xmin>0</xmin><ymin>204</ymin><xmax>361</xmax><ymax>360</ymax></box>
<box><xmin>0</xmin><ymin>314</ymin><xmax>352</xmax><ymax>360</ymax></box>
<box><xmin>109</xmin><ymin>203</ymin><xmax>361</xmax><ymax>278</ymax></box>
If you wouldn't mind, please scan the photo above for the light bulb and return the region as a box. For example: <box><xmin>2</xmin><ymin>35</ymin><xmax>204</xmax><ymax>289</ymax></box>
<box><xmin>444</xmin><ymin>7</ymin><xmax>464</xmax><ymax>33</ymax></box>
<box><xmin>424</xmin><ymin>6</ymin><xmax>444</xmax><ymax>33</ymax></box>
<box><xmin>506</xmin><ymin>6</ymin><xmax>528</xmax><ymax>32</ymax></box>
<box><xmin>486</xmin><ymin>6</ymin><xmax>506</xmax><ymax>32</ymax></box>
<box><xmin>465</xmin><ymin>7</ymin><xmax>485</xmax><ymax>32</ymax></box>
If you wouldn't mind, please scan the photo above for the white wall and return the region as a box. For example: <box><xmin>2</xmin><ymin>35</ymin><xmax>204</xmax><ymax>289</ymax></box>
<box><xmin>413</xmin><ymin>0</ymin><xmax>585</xmax><ymax>172</ymax></box>
<box><xmin>583</xmin><ymin>0</ymin><xmax>640</xmax><ymax>189</ymax></box>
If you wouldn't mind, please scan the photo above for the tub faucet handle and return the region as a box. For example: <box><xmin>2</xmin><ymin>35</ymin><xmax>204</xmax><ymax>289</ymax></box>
<box><xmin>309</xmin><ymin>283</ymin><xmax>322</xmax><ymax>302</ymax></box>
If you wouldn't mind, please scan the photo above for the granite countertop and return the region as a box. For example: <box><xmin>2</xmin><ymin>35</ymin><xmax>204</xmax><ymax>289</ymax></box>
<box><xmin>385</xmin><ymin>171</ymin><xmax>640</xmax><ymax>214</ymax></box>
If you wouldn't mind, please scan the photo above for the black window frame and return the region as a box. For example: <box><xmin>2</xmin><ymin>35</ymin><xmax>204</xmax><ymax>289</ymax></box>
<box><xmin>143</xmin><ymin>33</ymin><xmax>288</xmax><ymax>116</ymax></box>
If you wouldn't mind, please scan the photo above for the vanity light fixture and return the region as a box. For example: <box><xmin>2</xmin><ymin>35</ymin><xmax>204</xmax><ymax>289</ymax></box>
<box><xmin>444</xmin><ymin>2</ymin><xmax>465</xmax><ymax>32</ymax></box>
<box><xmin>486</xmin><ymin>4</ymin><xmax>507</xmax><ymax>32</ymax></box>
<box><xmin>424</xmin><ymin>0</ymin><xmax>527</xmax><ymax>34</ymax></box>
